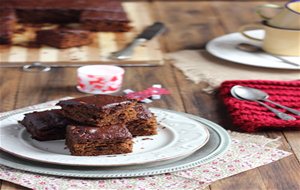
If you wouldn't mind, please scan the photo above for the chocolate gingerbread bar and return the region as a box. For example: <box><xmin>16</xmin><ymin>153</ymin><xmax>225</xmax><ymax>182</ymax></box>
<box><xmin>0</xmin><ymin>0</ymin><xmax>131</xmax><ymax>42</ymax></box>
<box><xmin>0</xmin><ymin>9</ymin><xmax>17</xmax><ymax>44</ymax></box>
<box><xmin>57</xmin><ymin>95</ymin><xmax>137</xmax><ymax>127</ymax></box>
<box><xmin>19</xmin><ymin>109</ymin><xmax>71</xmax><ymax>141</ymax></box>
<box><xmin>36</xmin><ymin>29</ymin><xmax>93</xmax><ymax>49</ymax></box>
<box><xmin>81</xmin><ymin>11</ymin><xmax>131</xmax><ymax>32</ymax></box>
<box><xmin>0</xmin><ymin>0</ymin><xmax>123</xmax><ymax>23</ymax></box>
<box><xmin>126</xmin><ymin>104</ymin><xmax>158</xmax><ymax>136</ymax></box>
<box><xmin>66</xmin><ymin>124</ymin><xmax>133</xmax><ymax>156</ymax></box>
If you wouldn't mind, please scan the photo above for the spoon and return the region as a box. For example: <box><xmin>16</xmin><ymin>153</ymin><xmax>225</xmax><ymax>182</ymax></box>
<box><xmin>230</xmin><ymin>85</ymin><xmax>296</xmax><ymax>121</ymax></box>
<box><xmin>232</xmin><ymin>85</ymin><xmax>300</xmax><ymax>115</ymax></box>
<box><xmin>237</xmin><ymin>43</ymin><xmax>299</xmax><ymax>67</ymax></box>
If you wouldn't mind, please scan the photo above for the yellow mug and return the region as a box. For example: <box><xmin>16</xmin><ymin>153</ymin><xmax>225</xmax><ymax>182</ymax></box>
<box><xmin>256</xmin><ymin>0</ymin><xmax>300</xmax><ymax>30</ymax></box>
<box><xmin>239</xmin><ymin>21</ymin><xmax>300</xmax><ymax>56</ymax></box>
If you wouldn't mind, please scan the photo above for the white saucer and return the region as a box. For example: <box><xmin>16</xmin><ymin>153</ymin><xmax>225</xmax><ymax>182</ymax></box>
<box><xmin>206</xmin><ymin>30</ymin><xmax>300</xmax><ymax>70</ymax></box>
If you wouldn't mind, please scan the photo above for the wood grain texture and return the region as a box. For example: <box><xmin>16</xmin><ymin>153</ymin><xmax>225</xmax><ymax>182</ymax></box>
<box><xmin>211</xmin><ymin>170</ymin><xmax>267</xmax><ymax>190</ymax></box>
<box><xmin>284</xmin><ymin>131</ymin><xmax>300</xmax><ymax>161</ymax></box>
<box><xmin>0</xmin><ymin>68</ymin><xmax>22</xmax><ymax>112</ymax></box>
<box><xmin>154</xmin><ymin>1</ymin><xmax>225</xmax><ymax>51</ymax></box>
<box><xmin>259</xmin><ymin>132</ymin><xmax>300</xmax><ymax>190</ymax></box>
<box><xmin>154</xmin><ymin>1</ymin><xmax>285</xmax><ymax>51</ymax></box>
<box><xmin>1</xmin><ymin>1</ymin><xmax>299</xmax><ymax>190</ymax></box>
<box><xmin>0</xmin><ymin>3</ymin><xmax>164</xmax><ymax>65</ymax></box>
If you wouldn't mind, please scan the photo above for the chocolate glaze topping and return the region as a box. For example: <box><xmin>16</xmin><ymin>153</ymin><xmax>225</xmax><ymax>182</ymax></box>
<box><xmin>67</xmin><ymin>124</ymin><xmax>132</xmax><ymax>143</ymax></box>
<box><xmin>20</xmin><ymin>109</ymin><xmax>71</xmax><ymax>130</ymax></box>
<box><xmin>0</xmin><ymin>0</ymin><xmax>123</xmax><ymax>11</ymax></box>
<box><xmin>0</xmin><ymin>9</ymin><xmax>16</xmax><ymax>19</ymax></box>
<box><xmin>81</xmin><ymin>11</ymin><xmax>129</xmax><ymax>22</ymax></box>
<box><xmin>57</xmin><ymin>95</ymin><xmax>136</xmax><ymax>110</ymax></box>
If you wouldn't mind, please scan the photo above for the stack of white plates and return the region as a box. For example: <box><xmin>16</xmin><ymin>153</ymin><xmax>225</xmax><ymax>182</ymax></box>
<box><xmin>0</xmin><ymin>107</ymin><xmax>231</xmax><ymax>178</ymax></box>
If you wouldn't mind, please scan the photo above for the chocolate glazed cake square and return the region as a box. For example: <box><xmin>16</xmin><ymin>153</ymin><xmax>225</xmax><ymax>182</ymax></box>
<box><xmin>19</xmin><ymin>109</ymin><xmax>71</xmax><ymax>141</ymax></box>
<box><xmin>0</xmin><ymin>9</ymin><xmax>17</xmax><ymax>44</ymax></box>
<box><xmin>57</xmin><ymin>95</ymin><xmax>137</xmax><ymax>127</ymax></box>
<box><xmin>66</xmin><ymin>124</ymin><xmax>133</xmax><ymax>156</ymax></box>
<box><xmin>36</xmin><ymin>29</ymin><xmax>93</xmax><ymax>49</ymax></box>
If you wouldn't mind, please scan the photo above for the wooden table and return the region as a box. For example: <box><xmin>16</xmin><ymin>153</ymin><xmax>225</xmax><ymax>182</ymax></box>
<box><xmin>1</xmin><ymin>1</ymin><xmax>299</xmax><ymax>190</ymax></box>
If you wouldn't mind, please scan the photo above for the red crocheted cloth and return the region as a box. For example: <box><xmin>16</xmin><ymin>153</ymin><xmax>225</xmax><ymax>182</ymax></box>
<box><xmin>219</xmin><ymin>80</ymin><xmax>300</xmax><ymax>132</ymax></box>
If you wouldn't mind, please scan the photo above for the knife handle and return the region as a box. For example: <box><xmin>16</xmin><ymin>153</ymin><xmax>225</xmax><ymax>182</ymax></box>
<box><xmin>110</xmin><ymin>38</ymin><xmax>146</xmax><ymax>60</ymax></box>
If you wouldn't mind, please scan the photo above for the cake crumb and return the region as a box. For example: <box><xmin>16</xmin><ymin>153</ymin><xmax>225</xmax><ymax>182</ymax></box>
<box><xmin>142</xmin><ymin>138</ymin><xmax>153</xmax><ymax>140</ymax></box>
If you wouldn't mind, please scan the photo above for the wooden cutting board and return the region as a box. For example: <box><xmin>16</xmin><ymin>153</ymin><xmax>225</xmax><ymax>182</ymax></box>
<box><xmin>0</xmin><ymin>2</ymin><xmax>164</xmax><ymax>65</ymax></box>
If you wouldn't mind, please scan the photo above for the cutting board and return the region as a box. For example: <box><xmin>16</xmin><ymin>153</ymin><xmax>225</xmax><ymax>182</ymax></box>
<box><xmin>0</xmin><ymin>2</ymin><xmax>164</xmax><ymax>65</ymax></box>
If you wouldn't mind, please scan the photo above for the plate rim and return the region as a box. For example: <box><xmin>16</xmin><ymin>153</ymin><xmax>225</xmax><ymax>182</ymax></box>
<box><xmin>0</xmin><ymin>107</ymin><xmax>210</xmax><ymax>167</ymax></box>
<box><xmin>0</xmin><ymin>108</ymin><xmax>231</xmax><ymax>178</ymax></box>
<box><xmin>206</xmin><ymin>30</ymin><xmax>300</xmax><ymax>70</ymax></box>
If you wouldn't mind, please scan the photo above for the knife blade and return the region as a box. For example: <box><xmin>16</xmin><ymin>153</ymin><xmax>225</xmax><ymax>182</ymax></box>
<box><xmin>110</xmin><ymin>22</ymin><xmax>166</xmax><ymax>60</ymax></box>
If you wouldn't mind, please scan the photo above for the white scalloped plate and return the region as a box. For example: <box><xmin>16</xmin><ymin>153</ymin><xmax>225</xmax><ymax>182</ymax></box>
<box><xmin>0</xmin><ymin>109</ymin><xmax>231</xmax><ymax>178</ymax></box>
<box><xmin>0</xmin><ymin>108</ymin><xmax>209</xmax><ymax>166</ymax></box>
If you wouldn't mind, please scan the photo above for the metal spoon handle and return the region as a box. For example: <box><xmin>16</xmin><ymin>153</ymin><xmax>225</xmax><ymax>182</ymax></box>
<box><xmin>264</xmin><ymin>99</ymin><xmax>300</xmax><ymax>116</ymax></box>
<box><xmin>256</xmin><ymin>101</ymin><xmax>296</xmax><ymax>121</ymax></box>
<box><xmin>270</xmin><ymin>54</ymin><xmax>300</xmax><ymax>67</ymax></box>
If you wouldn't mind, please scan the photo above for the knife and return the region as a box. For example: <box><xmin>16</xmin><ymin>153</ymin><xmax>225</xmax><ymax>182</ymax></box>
<box><xmin>110</xmin><ymin>22</ymin><xmax>166</xmax><ymax>60</ymax></box>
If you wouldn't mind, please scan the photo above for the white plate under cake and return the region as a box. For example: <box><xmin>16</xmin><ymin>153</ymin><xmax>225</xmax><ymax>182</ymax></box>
<box><xmin>0</xmin><ymin>107</ymin><xmax>210</xmax><ymax>167</ymax></box>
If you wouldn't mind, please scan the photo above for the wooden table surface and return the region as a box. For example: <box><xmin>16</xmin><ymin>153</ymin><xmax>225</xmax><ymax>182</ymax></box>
<box><xmin>1</xmin><ymin>1</ymin><xmax>300</xmax><ymax>190</ymax></box>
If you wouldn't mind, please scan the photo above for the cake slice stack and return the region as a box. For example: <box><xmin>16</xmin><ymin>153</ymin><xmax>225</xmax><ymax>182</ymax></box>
<box><xmin>20</xmin><ymin>95</ymin><xmax>158</xmax><ymax>156</ymax></box>
<box><xmin>0</xmin><ymin>0</ymin><xmax>131</xmax><ymax>45</ymax></box>
<box><xmin>57</xmin><ymin>95</ymin><xmax>158</xmax><ymax>156</ymax></box>
<box><xmin>56</xmin><ymin>95</ymin><xmax>137</xmax><ymax>156</ymax></box>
